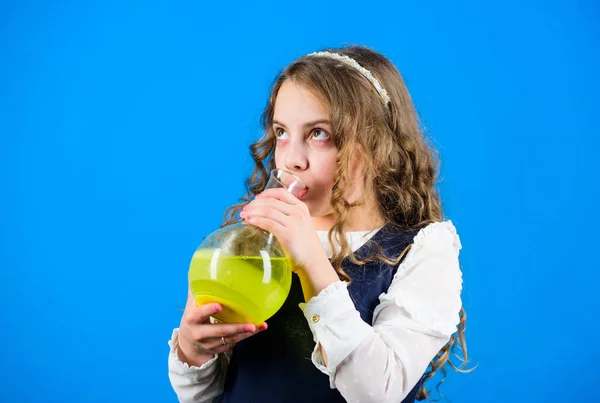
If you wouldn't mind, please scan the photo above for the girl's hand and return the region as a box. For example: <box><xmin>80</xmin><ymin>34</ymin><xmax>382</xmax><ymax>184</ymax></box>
<box><xmin>177</xmin><ymin>288</ymin><xmax>268</xmax><ymax>367</ymax></box>
<box><xmin>240</xmin><ymin>188</ymin><xmax>329</xmax><ymax>274</ymax></box>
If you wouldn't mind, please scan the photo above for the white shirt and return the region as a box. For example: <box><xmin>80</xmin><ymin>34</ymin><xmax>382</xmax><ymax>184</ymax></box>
<box><xmin>168</xmin><ymin>221</ymin><xmax>463</xmax><ymax>403</ymax></box>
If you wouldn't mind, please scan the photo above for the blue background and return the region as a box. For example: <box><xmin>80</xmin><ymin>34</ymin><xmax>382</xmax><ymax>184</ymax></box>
<box><xmin>1</xmin><ymin>1</ymin><xmax>598</xmax><ymax>402</ymax></box>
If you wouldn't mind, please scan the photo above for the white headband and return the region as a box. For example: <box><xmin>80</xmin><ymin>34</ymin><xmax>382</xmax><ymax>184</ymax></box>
<box><xmin>307</xmin><ymin>51</ymin><xmax>391</xmax><ymax>105</ymax></box>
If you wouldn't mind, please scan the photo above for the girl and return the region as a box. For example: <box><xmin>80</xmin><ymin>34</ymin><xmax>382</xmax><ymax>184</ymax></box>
<box><xmin>168</xmin><ymin>45</ymin><xmax>468</xmax><ymax>403</ymax></box>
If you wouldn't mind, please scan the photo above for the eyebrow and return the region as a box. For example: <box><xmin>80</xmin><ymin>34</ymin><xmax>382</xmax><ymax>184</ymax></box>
<box><xmin>272</xmin><ymin>119</ymin><xmax>332</xmax><ymax>128</ymax></box>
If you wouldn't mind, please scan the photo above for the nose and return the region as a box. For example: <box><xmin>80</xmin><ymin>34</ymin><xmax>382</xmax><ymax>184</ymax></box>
<box><xmin>284</xmin><ymin>139</ymin><xmax>309</xmax><ymax>172</ymax></box>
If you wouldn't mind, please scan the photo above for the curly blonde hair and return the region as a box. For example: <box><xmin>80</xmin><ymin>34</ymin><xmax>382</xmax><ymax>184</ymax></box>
<box><xmin>222</xmin><ymin>45</ymin><xmax>469</xmax><ymax>400</ymax></box>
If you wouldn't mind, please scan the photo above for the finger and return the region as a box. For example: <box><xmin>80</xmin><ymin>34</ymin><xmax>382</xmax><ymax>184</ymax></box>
<box><xmin>202</xmin><ymin>336</ymin><xmax>235</xmax><ymax>351</ymax></box>
<box><xmin>258</xmin><ymin>188</ymin><xmax>302</xmax><ymax>205</ymax></box>
<box><xmin>209</xmin><ymin>343</ymin><xmax>236</xmax><ymax>355</ymax></box>
<box><xmin>244</xmin><ymin>215</ymin><xmax>285</xmax><ymax>235</ymax></box>
<box><xmin>204</xmin><ymin>322</ymin><xmax>268</xmax><ymax>350</ymax></box>
<box><xmin>184</xmin><ymin>302</ymin><xmax>222</xmax><ymax>325</ymax></box>
<box><xmin>243</xmin><ymin>205</ymin><xmax>289</xmax><ymax>227</ymax></box>
<box><xmin>203</xmin><ymin>331</ymin><xmax>252</xmax><ymax>351</ymax></box>
<box><xmin>247</xmin><ymin>197</ymin><xmax>296</xmax><ymax>216</ymax></box>
<box><xmin>198</xmin><ymin>322</ymin><xmax>258</xmax><ymax>340</ymax></box>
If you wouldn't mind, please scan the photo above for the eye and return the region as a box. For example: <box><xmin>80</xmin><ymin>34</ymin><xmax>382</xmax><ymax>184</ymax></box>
<box><xmin>310</xmin><ymin>128</ymin><xmax>330</xmax><ymax>141</ymax></box>
<box><xmin>275</xmin><ymin>128</ymin><xmax>289</xmax><ymax>140</ymax></box>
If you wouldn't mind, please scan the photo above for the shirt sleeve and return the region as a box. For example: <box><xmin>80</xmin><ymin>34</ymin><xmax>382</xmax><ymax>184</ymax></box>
<box><xmin>299</xmin><ymin>221</ymin><xmax>463</xmax><ymax>403</ymax></box>
<box><xmin>168</xmin><ymin>328</ymin><xmax>229</xmax><ymax>403</ymax></box>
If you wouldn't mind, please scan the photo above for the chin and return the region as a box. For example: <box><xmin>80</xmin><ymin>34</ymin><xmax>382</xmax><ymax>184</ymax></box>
<box><xmin>305</xmin><ymin>200</ymin><xmax>334</xmax><ymax>218</ymax></box>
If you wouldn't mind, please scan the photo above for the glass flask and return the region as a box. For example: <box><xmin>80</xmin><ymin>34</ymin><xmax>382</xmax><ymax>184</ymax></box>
<box><xmin>188</xmin><ymin>169</ymin><xmax>306</xmax><ymax>325</ymax></box>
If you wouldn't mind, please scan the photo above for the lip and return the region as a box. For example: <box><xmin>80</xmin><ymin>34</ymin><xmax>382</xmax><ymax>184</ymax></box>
<box><xmin>297</xmin><ymin>188</ymin><xmax>309</xmax><ymax>200</ymax></box>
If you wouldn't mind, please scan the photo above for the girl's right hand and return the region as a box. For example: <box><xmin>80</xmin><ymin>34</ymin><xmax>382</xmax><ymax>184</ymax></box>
<box><xmin>176</xmin><ymin>289</ymin><xmax>268</xmax><ymax>368</ymax></box>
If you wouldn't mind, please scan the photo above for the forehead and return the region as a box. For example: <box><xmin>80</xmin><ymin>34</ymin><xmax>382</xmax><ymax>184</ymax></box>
<box><xmin>273</xmin><ymin>80</ymin><xmax>329</xmax><ymax>125</ymax></box>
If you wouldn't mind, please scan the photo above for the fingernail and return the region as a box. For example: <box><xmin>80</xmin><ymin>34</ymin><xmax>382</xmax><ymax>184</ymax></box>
<box><xmin>240</xmin><ymin>211</ymin><xmax>246</xmax><ymax>217</ymax></box>
<box><xmin>245</xmin><ymin>324</ymin><xmax>256</xmax><ymax>332</ymax></box>
<box><xmin>214</xmin><ymin>304</ymin><xmax>222</xmax><ymax>313</ymax></box>
<box><xmin>259</xmin><ymin>323</ymin><xmax>268</xmax><ymax>331</ymax></box>
<box><xmin>243</xmin><ymin>205</ymin><xmax>248</xmax><ymax>210</ymax></box>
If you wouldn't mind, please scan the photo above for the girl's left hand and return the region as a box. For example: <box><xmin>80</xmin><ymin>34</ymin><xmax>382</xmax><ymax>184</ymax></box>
<box><xmin>240</xmin><ymin>188</ymin><xmax>328</xmax><ymax>273</ymax></box>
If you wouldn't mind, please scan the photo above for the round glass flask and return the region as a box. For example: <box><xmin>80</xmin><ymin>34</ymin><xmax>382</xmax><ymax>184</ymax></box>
<box><xmin>188</xmin><ymin>169</ymin><xmax>306</xmax><ymax>325</ymax></box>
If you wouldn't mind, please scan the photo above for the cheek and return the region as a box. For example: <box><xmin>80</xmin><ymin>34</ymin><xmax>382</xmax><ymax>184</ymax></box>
<box><xmin>309</xmin><ymin>153</ymin><xmax>337</xmax><ymax>204</ymax></box>
<box><xmin>273</xmin><ymin>147</ymin><xmax>284</xmax><ymax>169</ymax></box>
<box><xmin>319</xmin><ymin>152</ymin><xmax>338</xmax><ymax>185</ymax></box>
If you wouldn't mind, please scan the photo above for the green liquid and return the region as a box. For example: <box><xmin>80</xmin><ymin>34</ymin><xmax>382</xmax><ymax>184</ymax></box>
<box><xmin>189</xmin><ymin>249</ymin><xmax>292</xmax><ymax>324</ymax></box>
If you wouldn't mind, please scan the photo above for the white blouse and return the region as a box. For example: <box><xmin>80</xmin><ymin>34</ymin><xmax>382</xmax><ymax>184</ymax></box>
<box><xmin>168</xmin><ymin>221</ymin><xmax>463</xmax><ymax>403</ymax></box>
